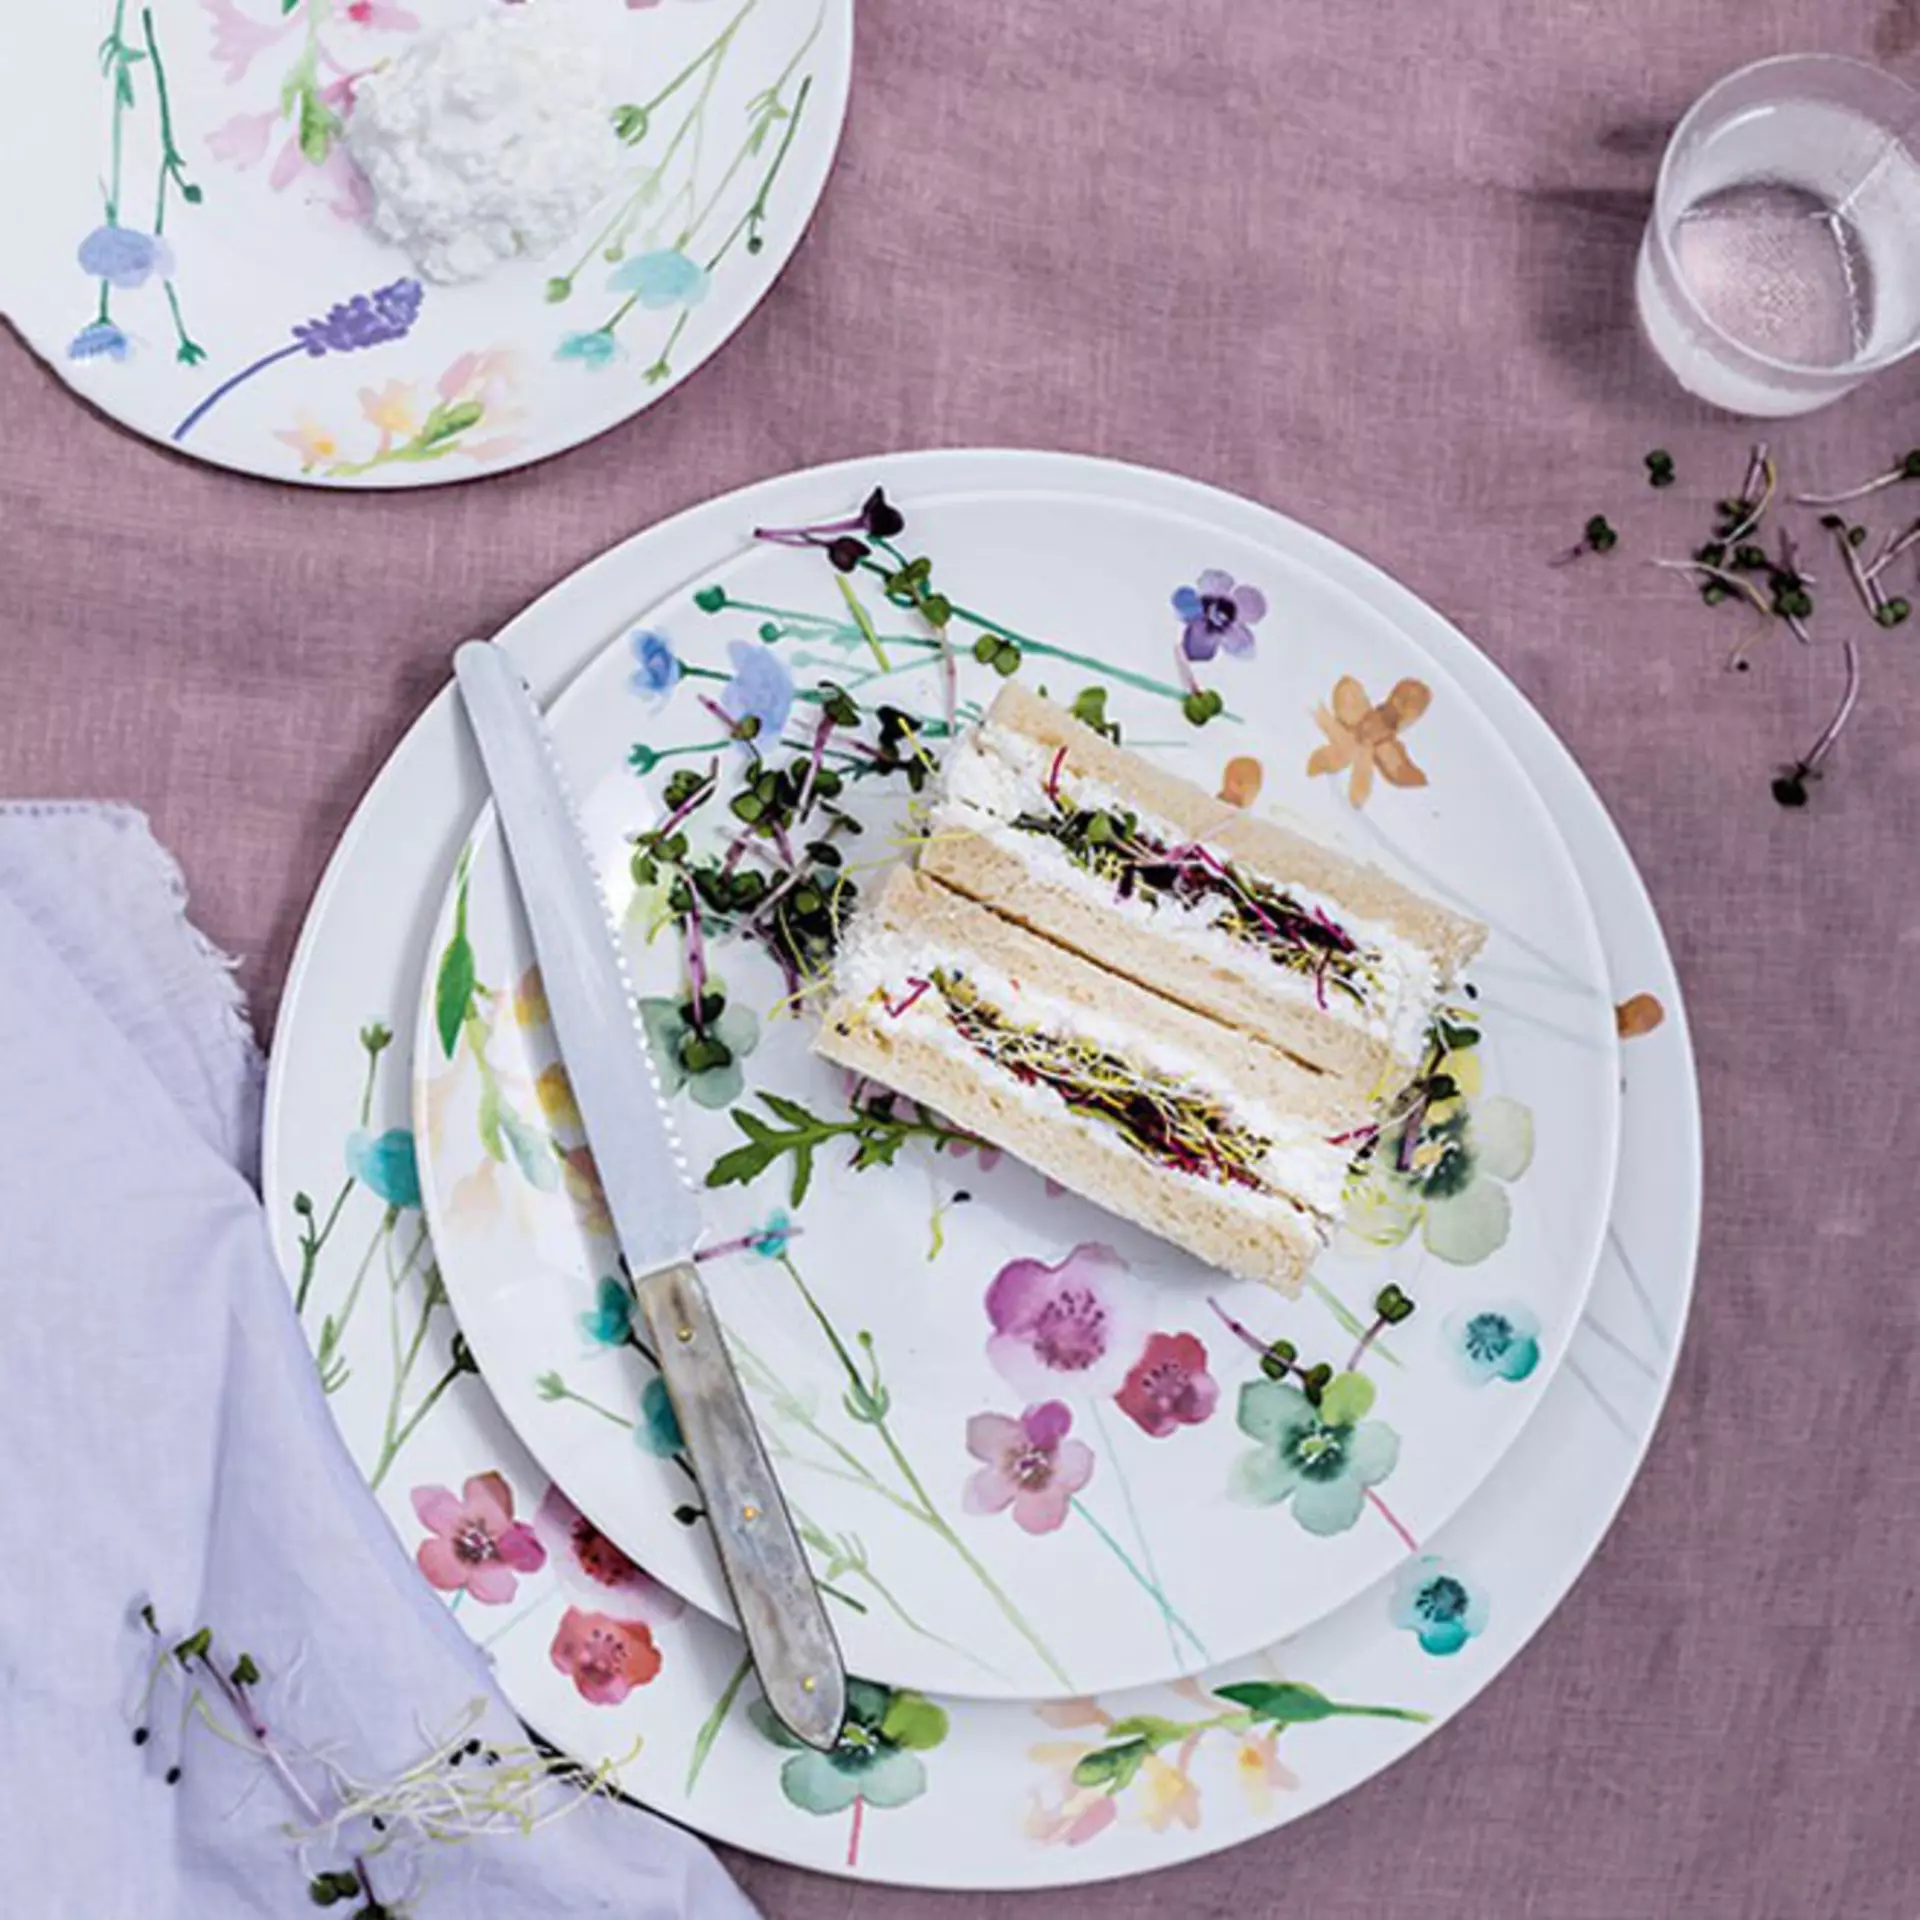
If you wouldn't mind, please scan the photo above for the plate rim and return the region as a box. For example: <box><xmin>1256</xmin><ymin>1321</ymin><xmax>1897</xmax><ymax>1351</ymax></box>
<box><xmin>263</xmin><ymin>447</ymin><xmax>1701</xmax><ymax>1891</ymax></box>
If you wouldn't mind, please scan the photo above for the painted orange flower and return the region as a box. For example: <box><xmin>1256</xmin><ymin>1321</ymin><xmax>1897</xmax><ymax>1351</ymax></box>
<box><xmin>1307</xmin><ymin>676</ymin><xmax>1432</xmax><ymax>807</ymax></box>
<box><xmin>1615</xmin><ymin>992</ymin><xmax>1666</xmax><ymax>1040</ymax></box>
<box><xmin>1218</xmin><ymin>755</ymin><xmax>1263</xmax><ymax>807</ymax></box>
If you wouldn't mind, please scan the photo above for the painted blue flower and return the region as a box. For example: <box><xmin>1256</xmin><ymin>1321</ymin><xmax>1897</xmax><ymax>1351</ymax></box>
<box><xmin>1390</xmin><ymin>1554</ymin><xmax>1489</xmax><ymax>1656</ymax></box>
<box><xmin>345</xmin><ymin>1127</ymin><xmax>420</xmax><ymax>1210</ymax></box>
<box><xmin>1446</xmin><ymin>1304</ymin><xmax>1541</xmax><ymax>1386</ymax></box>
<box><xmin>635</xmin><ymin>1374</ymin><xmax>684</xmax><ymax>1457</ymax></box>
<box><xmin>579</xmin><ymin>1274</ymin><xmax>633</xmax><ymax>1347</ymax></box>
<box><xmin>1172</xmin><ymin>569</ymin><xmax>1267</xmax><ymax>662</ymax></box>
<box><xmin>556</xmin><ymin>329</ymin><xmax>621</xmax><ymax>369</ymax></box>
<box><xmin>77</xmin><ymin>225</ymin><xmax>174</xmax><ymax>290</ymax></box>
<box><xmin>1231</xmin><ymin>1372</ymin><xmax>1399</xmax><ymax>1535</ymax></box>
<box><xmin>68</xmin><ymin>320</ymin><xmax>131</xmax><ymax>362</ymax></box>
<box><xmin>629</xmin><ymin>629</ymin><xmax>682</xmax><ymax>705</ymax></box>
<box><xmin>722</xmin><ymin>639</ymin><xmax>793</xmax><ymax>748</ymax></box>
<box><xmin>749</xmin><ymin>1212</ymin><xmax>793</xmax><ymax>1260</ymax></box>
<box><xmin>609</xmin><ymin>249</ymin><xmax>710</xmax><ymax>310</ymax></box>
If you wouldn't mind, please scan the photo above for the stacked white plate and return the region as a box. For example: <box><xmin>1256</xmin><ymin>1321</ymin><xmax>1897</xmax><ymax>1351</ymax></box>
<box><xmin>266</xmin><ymin>451</ymin><xmax>1700</xmax><ymax>1889</ymax></box>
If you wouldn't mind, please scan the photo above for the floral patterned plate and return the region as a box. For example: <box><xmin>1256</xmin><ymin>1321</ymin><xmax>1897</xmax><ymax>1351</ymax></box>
<box><xmin>1</xmin><ymin>0</ymin><xmax>850</xmax><ymax>486</ymax></box>
<box><xmin>407</xmin><ymin>474</ymin><xmax>1621</xmax><ymax>1702</ymax></box>
<box><xmin>266</xmin><ymin>450</ymin><xmax>1696</xmax><ymax>1888</ymax></box>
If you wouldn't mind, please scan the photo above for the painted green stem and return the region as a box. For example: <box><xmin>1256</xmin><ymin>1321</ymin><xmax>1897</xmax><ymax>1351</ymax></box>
<box><xmin>776</xmin><ymin>1255</ymin><xmax>1074</xmax><ymax>1691</ymax></box>
<box><xmin>686</xmin><ymin>1653</ymin><xmax>754</xmax><ymax>1794</ymax></box>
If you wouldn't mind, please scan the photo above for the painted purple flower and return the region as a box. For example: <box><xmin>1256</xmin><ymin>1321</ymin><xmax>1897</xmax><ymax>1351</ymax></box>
<box><xmin>77</xmin><ymin>225</ymin><xmax>174</xmax><ymax>290</ymax></box>
<box><xmin>292</xmin><ymin>278</ymin><xmax>425</xmax><ymax>357</ymax></box>
<box><xmin>173</xmin><ymin>278</ymin><xmax>426</xmax><ymax>447</ymax></box>
<box><xmin>721</xmin><ymin>639</ymin><xmax>794</xmax><ymax>748</ymax></box>
<box><xmin>1173</xmin><ymin>570</ymin><xmax>1267</xmax><ymax>662</ymax></box>
<box><xmin>963</xmin><ymin>1401</ymin><xmax>1094</xmax><ymax>1534</ymax></box>
<box><xmin>1114</xmin><ymin>1331</ymin><xmax>1219</xmax><ymax>1438</ymax></box>
<box><xmin>984</xmin><ymin>1243</ymin><xmax>1141</xmax><ymax>1400</ymax></box>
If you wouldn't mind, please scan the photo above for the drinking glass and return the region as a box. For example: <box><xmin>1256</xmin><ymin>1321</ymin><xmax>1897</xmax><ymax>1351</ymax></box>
<box><xmin>1636</xmin><ymin>54</ymin><xmax>1920</xmax><ymax>416</ymax></box>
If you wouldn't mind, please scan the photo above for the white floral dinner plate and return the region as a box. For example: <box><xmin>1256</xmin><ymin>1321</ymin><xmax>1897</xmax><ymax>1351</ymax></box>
<box><xmin>266</xmin><ymin>451</ymin><xmax>1697</xmax><ymax>1889</ymax></box>
<box><xmin>407</xmin><ymin>474</ymin><xmax>1621</xmax><ymax>1702</ymax></box>
<box><xmin>1</xmin><ymin>0</ymin><xmax>850</xmax><ymax>486</ymax></box>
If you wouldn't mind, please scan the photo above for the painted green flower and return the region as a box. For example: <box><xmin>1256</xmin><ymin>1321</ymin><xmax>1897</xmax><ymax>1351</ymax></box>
<box><xmin>638</xmin><ymin>992</ymin><xmax>760</xmax><ymax>1110</ymax></box>
<box><xmin>1231</xmin><ymin>1372</ymin><xmax>1400</xmax><ymax>1535</ymax></box>
<box><xmin>748</xmin><ymin>1679</ymin><xmax>948</xmax><ymax>1815</ymax></box>
<box><xmin>1347</xmin><ymin>1059</ymin><xmax>1534</xmax><ymax>1267</ymax></box>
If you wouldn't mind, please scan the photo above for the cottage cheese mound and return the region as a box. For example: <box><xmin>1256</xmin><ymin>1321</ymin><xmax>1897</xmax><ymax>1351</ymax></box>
<box><xmin>346</xmin><ymin>5</ymin><xmax>622</xmax><ymax>284</ymax></box>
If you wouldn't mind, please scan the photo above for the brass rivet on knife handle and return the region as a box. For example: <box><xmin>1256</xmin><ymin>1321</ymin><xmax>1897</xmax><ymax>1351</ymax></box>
<box><xmin>635</xmin><ymin>1259</ymin><xmax>848</xmax><ymax>1752</ymax></box>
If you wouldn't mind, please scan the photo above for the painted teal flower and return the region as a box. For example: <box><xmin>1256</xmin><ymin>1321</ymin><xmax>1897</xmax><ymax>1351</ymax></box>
<box><xmin>629</xmin><ymin>629</ymin><xmax>681</xmax><ymax>705</ymax></box>
<box><xmin>749</xmin><ymin>1211</ymin><xmax>793</xmax><ymax>1259</ymax></box>
<box><xmin>556</xmin><ymin>329</ymin><xmax>620</xmax><ymax>369</ymax></box>
<box><xmin>68</xmin><ymin>320</ymin><xmax>131</xmax><ymax>362</ymax></box>
<box><xmin>1445</xmin><ymin>1304</ymin><xmax>1541</xmax><ymax>1386</ymax></box>
<box><xmin>609</xmin><ymin>248</ymin><xmax>710</xmax><ymax>309</ymax></box>
<box><xmin>345</xmin><ymin>1126</ymin><xmax>421</xmax><ymax>1209</ymax></box>
<box><xmin>1231</xmin><ymin>1371</ymin><xmax>1399</xmax><ymax>1535</ymax></box>
<box><xmin>78</xmin><ymin>225</ymin><xmax>174</xmax><ymax>290</ymax></box>
<box><xmin>749</xmin><ymin>1678</ymin><xmax>948</xmax><ymax>1815</ymax></box>
<box><xmin>635</xmin><ymin>1374</ymin><xmax>683</xmax><ymax>1457</ymax></box>
<box><xmin>1390</xmin><ymin>1554</ymin><xmax>1489</xmax><ymax>1655</ymax></box>
<box><xmin>638</xmin><ymin>993</ymin><xmax>760</xmax><ymax>1109</ymax></box>
<box><xmin>579</xmin><ymin>1274</ymin><xmax>633</xmax><ymax>1347</ymax></box>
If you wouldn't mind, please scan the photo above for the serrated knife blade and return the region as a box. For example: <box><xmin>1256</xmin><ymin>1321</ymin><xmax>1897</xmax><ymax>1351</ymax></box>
<box><xmin>453</xmin><ymin>640</ymin><xmax>846</xmax><ymax>1752</ymax></box>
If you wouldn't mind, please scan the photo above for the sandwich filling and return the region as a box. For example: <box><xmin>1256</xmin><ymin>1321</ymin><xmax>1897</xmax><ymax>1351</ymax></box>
<box><xmin>937</xmin><ymin>721</ymin><xmax>1442</xmax><ymax>1060</ymax></box>
<box><xmin>837</xmin><ymin>923</ymin><xmax>1352</xmax><ymax>1224</ymax></box>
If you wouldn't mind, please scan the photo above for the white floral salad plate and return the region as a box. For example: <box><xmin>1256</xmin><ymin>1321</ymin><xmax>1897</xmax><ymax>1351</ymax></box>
<box><xmin>266</xmin><ymin>450</ymin><xmax>1697</xmax><ymax>1888</ymax></box>
<box><xmin>407</xmin><ymin>471</ymin><xmax>1621</xmax><ymax>1702</ymax></box>
<box><xmin>1</xmin><ymin>0</ymin><xmax>850</xmax><ymax>485</ymax></box>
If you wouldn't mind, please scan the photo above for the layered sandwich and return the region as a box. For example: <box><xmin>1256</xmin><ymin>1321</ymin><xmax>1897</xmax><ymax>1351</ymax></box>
<box><xmin>815</xmin><ymin>868</ymin><xmax>1372</xmax><ymax>1291</ymax></box>
<box><xmin>921</xmin><ymin>684</ymin><xmax>1484</xmax><ymax>1092</ymax></box>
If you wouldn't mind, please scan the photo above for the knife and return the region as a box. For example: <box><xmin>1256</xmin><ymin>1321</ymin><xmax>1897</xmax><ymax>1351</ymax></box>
<box><xmin>453</xmin><ymin>639</ymin><xmax>846</xmax><ymax>1752</ymax></box>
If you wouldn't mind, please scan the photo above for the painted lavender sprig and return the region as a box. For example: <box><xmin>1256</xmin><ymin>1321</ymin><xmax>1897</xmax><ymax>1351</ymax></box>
<box><xmin>171</xmin><ymin>278</ymin><xmax>425</xmax><ymax>444</ymax></box>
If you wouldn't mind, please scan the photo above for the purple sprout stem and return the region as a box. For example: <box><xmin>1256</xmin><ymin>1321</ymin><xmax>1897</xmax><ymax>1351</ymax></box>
<box><xmin>1828</xmin><ymin>521</ymin><xmax>1887</xmax><ymax>617</ymax></box>
<box><xmin>697</xmin><ymin>1224</ymin><xmax>804</xmax><ymax>1263</ymax></box>
<box><xmin>170</xmin><ymin>340</ymin><xmax>306</xmax><ymax>443</ymax></box>
<box><xmin>696</xmin><ymin>693</ymin><xmax>740</xmax><ymax>736</ymax></box>
<box><xmin>655</xmin><ymin>769</ymin><xmax>718</xmax><ymax>842</ymax></box>
<box><xmin>1866</xmin><ymin>519</ymin><xmax>1920</xmax><ymax>581</ymax></box>
<box><xmin>1346</xmin><ymin>1315</ymin><xmax>1388</xmax><ymax>1373</ymax></box>
<box><xmin>1798</xmin><ymin>638</ymin><xmax>1862</xmax><ymax>778</ymax></box>
<box><xmin>1794</xmin><ymin>468</ymin><xmax>1908</xmax><ymax>508</ymax></box>
<box><xmin>793</xmin><ymin>708</ymin><xmax>834</xmax><ymax>821</ymax></box>
<box><xmin>684</xmin><ymin>896</ymin><xmax>710</xmax><ymax>1031</ymax></box>
<box><xmin>1206</xmin><ymin>1294</ymin><xmax>1273</xmax><ymax>1360</ymax></box>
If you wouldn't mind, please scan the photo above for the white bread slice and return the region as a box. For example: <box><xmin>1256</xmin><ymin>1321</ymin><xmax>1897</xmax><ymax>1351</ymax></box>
<box><xmin>814</xmin><ymin>868</ymin><xmax>1367</xmax><ymax>1292</ymax></box>
<box><xmin>923</xmin><ymin>683</ymin><xmax>1484</xmax><ymax>1089</ymax></box>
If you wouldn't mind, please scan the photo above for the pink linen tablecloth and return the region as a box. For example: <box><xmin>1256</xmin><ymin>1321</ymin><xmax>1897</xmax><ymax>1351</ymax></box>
<box><xmin>6</xmin><ymin>3</ymin><xmax>1919</xmax><ymax>1915</ymax></box>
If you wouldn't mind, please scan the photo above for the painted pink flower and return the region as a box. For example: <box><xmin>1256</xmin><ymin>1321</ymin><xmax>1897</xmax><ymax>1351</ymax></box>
<box><xmin>984</xmin><ymin>1243</ymin><xmax>1140</xmax><ymax>1400</ymax></box>
<box><xmin>1114</xmin><ymin>1331</ymin><xmax>1219</xmax><ymax>1438</ymax></box>
<box><xmin>549</xmin><ymin>1607</ymin><xmax>662</xmax><ymax>1706</ymax></box>
<box><xmin>207</xmin><ymin>109</ymin><xmax>278</xmax><ymax>169</ymax></box>
<box><xmin>532</xmin><ymin>1484</ymin><xmax>685</xmax><ymax>1624</ymax></box>
<box><xmin>940</xmin><ymin>1134</ymin><xmax>1002</xmax><ymax>1174</ymax></box>
<box><xmin>203</xmin><ymin>0</ymin><xmax>284</xmax><ymax>84</ymax></box>
<box><xmin>411</xmin><ymin>1472</ymin><xmax>546</xmax><ymax>1604</ymax></box>
<box><xmin>1024</xmin><ymin>1782</ymin><xmax>1118</xmax><ymax>1847</ymax></box>
<box><xmin>343</xmin><ymin>0</ymin><xmax>420</xmax><ymax>28</ymax></box>
<box><xmin>963</xmin><ymin>1401</ymin><xmax>1094</xmax><ymax>1535</ymax></box>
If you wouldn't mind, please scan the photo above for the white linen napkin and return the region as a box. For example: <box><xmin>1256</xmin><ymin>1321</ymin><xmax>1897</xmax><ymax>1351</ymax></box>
<box><xmin>0</xmin><ymin>805</ymin><xmax>756</xmax><ymax>1920</ymax></box>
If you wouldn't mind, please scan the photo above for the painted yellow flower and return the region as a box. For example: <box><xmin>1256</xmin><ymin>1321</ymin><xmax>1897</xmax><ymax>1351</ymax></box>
<box><xmin>1234</xmin><ymin>1729</ymin><xmax>1299</xmax><ymax>1817</ymax></box>
<box><xmin>272</xmin><ymin>414</ymin><xmax>340</xmax><ymax>471</ymax></box>
<box><xmin>359</xmin><ymin>379</ymin><xmax>419</xmax><ymax>439</ymax></box>
<box><xmin>1133</xmin><ymin>1754</ymin><xmax>1201</xmax><ymax>1832</ymax></box>
<box><xmin>1307</xmin><ymin>675</ymin><xmax>1432</xmax><ymax>807</ymax></box>
<box><xmin>513</xmin><ymin>966</ymin><xmax>550</xmax><ymax>1028</ymax></box>
<box><xmin>535</xmin><ymin>1063</ymin><xmax>581</xmax><ymax>1135</ymax></box>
